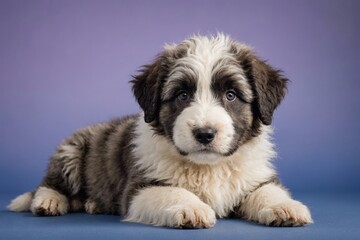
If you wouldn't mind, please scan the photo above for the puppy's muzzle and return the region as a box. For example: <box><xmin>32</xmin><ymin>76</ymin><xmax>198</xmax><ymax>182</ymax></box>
<box><xmin>193</xmin><ymin>127</ymin><xmax>217</xmax><ymax>145</ymax></box>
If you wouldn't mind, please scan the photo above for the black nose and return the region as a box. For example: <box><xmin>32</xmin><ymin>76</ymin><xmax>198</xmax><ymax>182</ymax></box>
<box><xmin>193</xmin><ymin>127</ymin><xmax>216</xmax><ymax>145</ymax></box>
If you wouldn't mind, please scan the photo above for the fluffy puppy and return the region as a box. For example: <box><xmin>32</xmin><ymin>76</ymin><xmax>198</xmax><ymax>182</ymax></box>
<box><xmin>8</xmin><ymin>34</ymin><xmax>312</xmax><ymax>228</ymax></box>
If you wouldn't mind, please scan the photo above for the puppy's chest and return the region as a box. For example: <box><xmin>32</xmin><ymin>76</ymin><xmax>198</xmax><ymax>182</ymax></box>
<box><xmin>170</xmin><ymin>165</ymin><xmax>247</xmax><ymax>217</ymax></box>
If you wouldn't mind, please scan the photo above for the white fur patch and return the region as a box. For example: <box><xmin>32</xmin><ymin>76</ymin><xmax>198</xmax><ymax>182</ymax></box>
<box><xmin>172</xmin><ymin>101</ymin><xmax>235</xmax><ymax>163</ymax></box>
<box><xmin>133</xmin><ymin>117</ymin><xmax>276</xmax><ymax>217</ymax></box>
<box><xmin>7</xmin><ymin>192</ymin><xmax>33</xmax><ymax>212</ymax></box>
<box><xmin>125</xmin><ymin>186</ymin><xmax>216</xmax><ymax>228</ymax></box>
<box><xmin>30</xmin><ymin>186</ymin><xmax>69</xmax><ymax>216</ymax></box>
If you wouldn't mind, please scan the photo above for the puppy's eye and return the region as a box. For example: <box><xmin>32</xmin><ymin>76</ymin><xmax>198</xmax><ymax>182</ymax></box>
<box><xmin>225</xmin><ymin>90</ymin><xmax>236</xmax><ymax>102</ymax></box>
<box><xmin>177</xmin><ymin>91</ymin><xmax>189</xmax><ymax>102</ymax></box>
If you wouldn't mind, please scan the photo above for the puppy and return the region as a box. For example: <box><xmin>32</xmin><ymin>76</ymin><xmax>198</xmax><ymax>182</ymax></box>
<box><xmin>8</xmin><ymin>34</ymin><xmax>312</xmax><ymax>228</ymax></box>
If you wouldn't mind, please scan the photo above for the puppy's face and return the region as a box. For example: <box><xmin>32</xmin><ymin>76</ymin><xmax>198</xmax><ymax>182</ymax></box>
<box><xmin>132</xmin><ymin>34</ymin><xmax>287</xmax><ymax>164</ymax></box>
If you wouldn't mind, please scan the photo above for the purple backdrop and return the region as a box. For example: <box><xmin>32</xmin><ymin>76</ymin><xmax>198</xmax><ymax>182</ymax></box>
<box><xmin>0</xmin><ymin>0</ymin><xmax>359</xmax><ymax>194</ymax></box>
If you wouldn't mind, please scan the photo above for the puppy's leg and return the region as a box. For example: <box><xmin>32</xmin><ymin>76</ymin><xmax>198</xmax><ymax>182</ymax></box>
<box><xmin>29</xmin><ymin>129</ymin><xmax>90</xmax><ymax>216</ymax></box>
<box><xmin>124</xmin><ymin>186</ymin><xmax>216</xmax><ymax>228</ymax></box>
<box><xmin>240</xmin><ymin>183</ymin><xmax>313</xmax><ymax>226</ymax></box>
<box><xmin>84</xmin><ymin>199</ymin><xmax>102</xmax><ymax>214</ymax></box>
<box><xmin>30</xmin><ymin>186</ymin><xmax>69</xmax><ymax>216</ymax></box>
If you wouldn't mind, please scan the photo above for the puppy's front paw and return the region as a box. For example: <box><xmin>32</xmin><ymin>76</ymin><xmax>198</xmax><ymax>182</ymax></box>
<box><xmin>258</xmin><ymin>200</ymin><xmax>313</xmax><ymax>227</ymax></box>
<box><xmin>125</xmin><ymin>201</ymin><xmax>216</xmax><ymax>229</ymax></box>
<box><xmin>169</xmin><ymin>203</ymin><xmax>216</xmax><ymax>229</ymax></box>
<box><xmin>124</xmin><ymin>187</ymin><xmax>216</xmax><ymax>228</ymax></box>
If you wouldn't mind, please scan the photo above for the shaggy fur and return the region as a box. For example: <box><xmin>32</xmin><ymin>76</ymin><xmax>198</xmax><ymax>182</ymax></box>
<box><xmin>8</xmin><ymin>34</ymin><xmax>312</xmax><ymax>228</ymax></box>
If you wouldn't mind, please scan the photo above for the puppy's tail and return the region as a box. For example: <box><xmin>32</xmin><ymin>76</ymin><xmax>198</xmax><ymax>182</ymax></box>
<box><xmin>7</xmin><ymin>192</ymin><xmax>33</xmax><ymax>212</ymax></box>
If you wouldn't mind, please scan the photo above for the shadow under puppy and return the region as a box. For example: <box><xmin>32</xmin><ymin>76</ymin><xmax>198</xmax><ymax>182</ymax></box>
<box><xmin>8</xmin><ymin>34</ymin><xmax>313</xmax><ymax>228</ymax></box>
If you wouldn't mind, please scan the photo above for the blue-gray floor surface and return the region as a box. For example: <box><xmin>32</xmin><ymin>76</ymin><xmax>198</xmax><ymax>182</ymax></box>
<box><xmin>0</xmin><ymin>192</ymin><xmax>359</xmax><ymax>240</ymax></box>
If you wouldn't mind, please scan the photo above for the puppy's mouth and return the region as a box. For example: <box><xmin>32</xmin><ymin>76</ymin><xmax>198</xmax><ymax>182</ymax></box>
<box><xmin>177</xmin><ymin>146</ymin><xmax>220</xmax><ymax>156</ymax></box>
<box><xmin>175</xmin><ymin>144</ymin><xmax>232</xmax><ymax>164</ymax></box>
<box><xmin>180</xmin><ymin>148</ymin><xmax>224</xmax><ymax>165</ymax></box>
<box><xmin>194</xmin><ymin>149</ymin><xmax>218</xmax><ymax>154</ymax></box>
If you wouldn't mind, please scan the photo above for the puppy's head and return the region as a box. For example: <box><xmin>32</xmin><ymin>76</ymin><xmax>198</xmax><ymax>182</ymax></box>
<box><xmin>132</xmin><ymin>34</ymin><xmax>287</xmax><ymax>164</ymax></box>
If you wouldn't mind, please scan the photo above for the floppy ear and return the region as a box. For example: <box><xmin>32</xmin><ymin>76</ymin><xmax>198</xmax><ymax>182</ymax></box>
<box><xmin>131</xmin><ymin>53</ymin><xmax>169</xmax><ymax>123</ymax></box>
<box><xmin>249</xmin><ymin>56</ymin><xmax>288</xmax><ymax>125</ymax></box>
<box><xmin>241</xmin><ymin>53</ymin><xmax>288</xmax><ymax>125</ymax></box>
